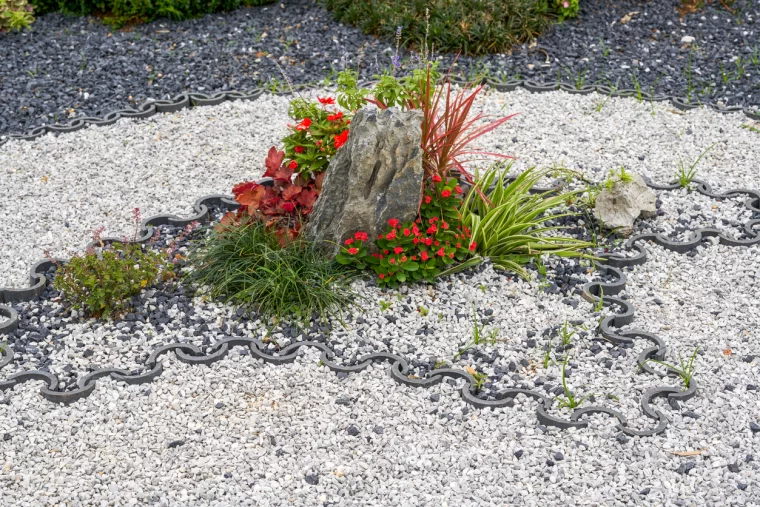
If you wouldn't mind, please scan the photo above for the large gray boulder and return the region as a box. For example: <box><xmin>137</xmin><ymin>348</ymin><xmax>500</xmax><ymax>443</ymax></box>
<box><xmin>305</xmin><ymin>107</ymin><xmax>424</xmax><ymax>256</ymax></box>
<box><xmin>594</xmin><ymin>172</ymin><xmax>656</xmax><ymax>236</ymax></box>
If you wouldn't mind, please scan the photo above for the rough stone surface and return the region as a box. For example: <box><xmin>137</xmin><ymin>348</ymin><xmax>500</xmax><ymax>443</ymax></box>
<box><xmin>594</xmin><ymin>172</ymin><xmax>656</xmax><ymax>236</ymax></box>
<box><xmin>306</xmin><ymin>107</ymin><xmax>423</xmax><ymax>256</ymax></box>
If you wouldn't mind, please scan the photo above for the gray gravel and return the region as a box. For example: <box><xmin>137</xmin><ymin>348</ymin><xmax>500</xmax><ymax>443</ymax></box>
<box><xmin>2</xmin><ymin>89</ymin><xmax>760</xmax><ymax>505</ymax></box>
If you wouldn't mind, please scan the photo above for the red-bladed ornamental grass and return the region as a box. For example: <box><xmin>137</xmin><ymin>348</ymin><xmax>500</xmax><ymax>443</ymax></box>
<box><xmin>365</xmin><ymin>64</ymin><xmax>517</xmax><ymax>190</ymax></box>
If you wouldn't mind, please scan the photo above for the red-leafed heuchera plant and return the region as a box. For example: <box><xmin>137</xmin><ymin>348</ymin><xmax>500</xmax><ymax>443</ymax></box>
<box><xmin>223</xmin><ymin>95</ymin><xmax>351</xmax><ymax>244</ymax></box>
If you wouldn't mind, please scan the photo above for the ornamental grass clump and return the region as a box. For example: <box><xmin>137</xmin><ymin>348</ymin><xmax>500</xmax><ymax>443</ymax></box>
<box><xmin>186</xmin><ymin>220</ymin><xmax>359</xmax><ymax>324</ymax></box>
<box><xmin>460</xmin><ymin>163</ymin><xmax>593</xmax><ymax>278</ymax></box>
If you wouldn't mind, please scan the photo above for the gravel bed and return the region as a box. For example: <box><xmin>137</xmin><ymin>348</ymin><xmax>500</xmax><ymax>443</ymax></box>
<box><xmin>2</xmin><ymin>89</ymin><xmax>760</xmax><ymax>504</ymax></box>
<box><xmin>3</xmin><ymin>86</ymin><xmax>759</xmax><ymax>289</ymax></box>
<box><xmin>1</xmin><ymin>0</ymin><xmax>758</xmax><ymax>137</ymax></box>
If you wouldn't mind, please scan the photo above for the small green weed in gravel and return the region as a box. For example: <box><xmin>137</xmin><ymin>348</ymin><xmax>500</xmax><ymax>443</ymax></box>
<box><xmin>554</xmin><ymin>355</ymin><xmax>593</xmax><ymax>409</ymax></box>
<box><xmin>642</xmin><ymin>346</ymin><xmax>699</xmax><ymax>390</ymax></box>
<box><xmin>676</xmin><ymin>142</ymin><xmax>716</xmax><ymax>188</ymax></box>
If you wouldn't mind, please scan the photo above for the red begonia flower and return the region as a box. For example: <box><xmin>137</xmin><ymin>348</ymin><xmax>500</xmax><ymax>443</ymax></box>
<box><xmin>347</xmin><ymin>247</ymin><xmax>358</xmax><ymax>255</ymax></box>
<box><xmin>318</xmin><ymin>96</ymin><xmax>335</xmax><ymax>105</ymax></box>
<box><xmin>334</xmin><ymin>130</ymin><xmax>349</xmax><ymax>149</ymax></box>
<box><xmin>295</xmin><ymin>118</ymin><xmax>311</xmax><ymax>131</ymax></box>
<box><xmin>394</xmin><ymin>246</ymin><xmax>403</xmax><ymax>254</ymax></box>
<box><xmin>294</xmin><ymin>146</ymin><xmax>305</xmax><ymax>153</ymax></box>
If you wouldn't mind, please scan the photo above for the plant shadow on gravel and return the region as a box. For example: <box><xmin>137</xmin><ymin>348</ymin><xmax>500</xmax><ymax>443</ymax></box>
<box><xmin>186</xmin><ymin>219</ymin><xmax>362</xmax><ymax>328</ymax></box>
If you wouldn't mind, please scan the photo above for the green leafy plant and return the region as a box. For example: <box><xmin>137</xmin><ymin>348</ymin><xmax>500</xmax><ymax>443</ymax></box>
<box><xmin>0</xmin><ymin>0</ymin><xmax>34</xmax><ymax>32</ymax></box>
<box><xmin>460</xmin><ymin>163</ymin><xmax>593</xmax><ymax>279</ymax></box>
<box><xmin>558</xmin><ymin>320</ymin><xmax>576</xmax><ymax>347</ymax></box>
<box><xmin>186</xmin><ymin>220</ymin><xmax>359</xmax><ymax>325</ymax></box>
<box><xmin>554</xmin><ymin>355</ymin><xmax>593</xmax><ymax>409</ymax></box>
<box><xmin>418</xmin><ymin>305</ymin><xmax>430</xmax><ymax>316</ymax></box>
<box><xmin>742</xmin><ymin>123</ymin><xmax>760</xmax><ymax>134</ymax></box>
<box><xmin>379</xmin><ymin>300</ymin><xmax>393</xmax><ymax>312</ymax></box>
<box><xmin>642</xmin><ymin>346</ymin><xmax>699</xmax><ymax>390</ymax></box>
<box><xmin>676</xmin><ymin>142</ymin><xmax>716</xmax><ymax>188</ymax></box>
<box><xmin>50</xmin><ymin>210</ymin><xmax>188</xmax><ymax>319</ymax></box>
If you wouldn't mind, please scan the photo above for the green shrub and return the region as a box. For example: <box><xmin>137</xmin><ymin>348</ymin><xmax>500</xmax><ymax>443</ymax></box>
<box><xmin>459</xmin><ymin>163</ymin><xmax>592</xmax><ymax>278</ymax></box>
<box><xmin>29</xmin><ymin>0</ymin><xmax>274</xmax><ymax>27</ymax></box>
<box><xmin>0</xmin><ymin>0</ymin><xmax>34</xmax><ymax>32</ymax></box>
<box><xmin>186</xmin><ymin>220</ymin><xmax>360</xmax><ymax>325</ymax></box>
<box><xmin>53</xmin><ymin>242</ymin><xmax>172</xmax><ymax>319</ymax></box>
<box><xmin>323</xmin><ymin>0</ymin><xmax>578</xmax><ymax>56</ymax></box>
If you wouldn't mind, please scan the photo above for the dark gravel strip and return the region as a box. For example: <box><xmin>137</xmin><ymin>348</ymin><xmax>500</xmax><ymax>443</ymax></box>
<box><xmin>1</xmin><ymin>0</ymin><xmax>758</xmax><ymax>137</ymax></box>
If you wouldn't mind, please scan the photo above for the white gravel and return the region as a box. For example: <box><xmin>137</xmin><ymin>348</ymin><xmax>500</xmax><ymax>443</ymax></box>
<box><xmin>2</xmin><ymin>89</ymin><xmax>760</xmax><ymax>505</ymax></box>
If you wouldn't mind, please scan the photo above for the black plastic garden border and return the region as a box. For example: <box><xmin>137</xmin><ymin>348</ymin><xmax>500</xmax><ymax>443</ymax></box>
<box><xmin>0</xmin><ymin>82</ymin><xmax>759</xmax><ymax>437</ymax></box>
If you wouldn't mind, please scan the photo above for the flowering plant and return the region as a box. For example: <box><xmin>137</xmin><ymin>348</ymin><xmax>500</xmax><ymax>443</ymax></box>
<box><xmin>554</xmin><ymin>0</ymin><xmax>579</xmax><ymax>21</ymax></box>
<box><xmin>280</xmin><ymin>96</ymin><xmax>352</xmax><ymax>177</ymax></box>
<box><xmin>336</xmin><ymin>176</ymin><xmax>475</xmax><ymax>287</ymax></box>
<box><xmin>223</xmin><ymin>147</ymin><xmax>324</xmax><ymax>245</ymax></box>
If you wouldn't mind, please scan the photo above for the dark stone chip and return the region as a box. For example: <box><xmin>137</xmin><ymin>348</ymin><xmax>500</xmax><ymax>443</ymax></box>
<box><xmin>737</xmin><ymin>483</ymin><xmax>747</xmax><ymax>491</ymax></box>
<box><xmin>304</xmin><ymin>474</ymin><xmax>319</xmax><ymax>485</ymax></box>
<box><xmin>728</xmin><ymin>463</ymin><xmax>740</xmax><ymax>473</ymax></box>
<box><xmin>347</xmin><ymin>425</ymin><xmax>360</xmax><ymax>436</ymax></box>
<box><xmin>553</xmin><ymin>452</ymin><xmax>564</xmax><ymax>461</ymax></box>
<box><xmin>429</xmin><ymin>393</ymin><xmax>440</xmax><ymax>402</ymax></box>
<box><xmin>616</xmin><ymin>433</ymin><xmax>629</xmax><ymax>444</ymax></box>
<box><xmin>373</xmin><ymin>426</ymin><xmax>384</xmax><ymax>434</ymax></box>
<box><xmin>640</xmin><ymin>488</ymin><xmax>650</xmax><ymax>495</ymax></box>
<box><xmin>514</xmin><ymin>449</ymin><xmax>524</xmax><ymax>458</ymax></box>
<box><xmin>167</xmin><ymin>440</ymin><xmax>185</xmax><ymax>448</ymax></box>
<box><xmin>750</xmin><ymin>422</ymin><xmax>760</xmax><ymax>433</ymax></box>
<box><xmin>676</xmin><ymin>461</ymin><xmax>696</xmax><ymax>475</ymax></box>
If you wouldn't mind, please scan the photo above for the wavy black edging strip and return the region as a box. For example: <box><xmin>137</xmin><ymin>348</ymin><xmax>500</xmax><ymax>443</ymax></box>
<box><xmin>0</xmin><ymin>83</ymin><xmax>758</xmax><ymax>437</ymax></box>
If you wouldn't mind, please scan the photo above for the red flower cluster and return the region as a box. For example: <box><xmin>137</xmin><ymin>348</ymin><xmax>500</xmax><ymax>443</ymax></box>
<box><xmin>336</xmin><ymin>176</ymin><xmax>474</xmax><ymax>286</ymax></box>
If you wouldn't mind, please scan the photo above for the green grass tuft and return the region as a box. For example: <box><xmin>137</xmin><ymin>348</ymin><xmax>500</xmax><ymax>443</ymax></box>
<box><xmin>186</xmin><ymin>221</ymin><xmax>360</xmax><ymax>326</ymax></box>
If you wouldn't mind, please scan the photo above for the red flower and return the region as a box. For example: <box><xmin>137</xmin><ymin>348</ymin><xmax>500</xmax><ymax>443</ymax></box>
<box><xmin>441</xmin><ymin>189</ymin><xmax>451</xmax><ymax>198</ymax></box>
<box><xmin>411</xmin><ymin>256</ymin><xmax>417</xmax><ymax>261</ymax></box>
<box><xmin>388</xmin><ymin>218</ymin><xmax>400</xmax><ymax>228</ymax></box>
<box><xmin>318</xmin><ymin>96</ymin><xmax>335</xmax><ymax>105</ymax></box>
<box><xmin>334</xmin><ymin>130</ymin><xmax>349</xmax><ymax>149</ymax></box>
<box><xmin>455</xmin><ymin>186</ymin><xmax>463</xmax><ymax>194</ymax></box>
<box><xmin>421</xmin><ymin>251</ymin><xmax>429</xmax><ymax>261</ymax></box>
<box><xmin>294</xmin><ymin>146</ymin><xmax>305</xmax><ymax>153</ymax></box>
<box><xmin>281</xmin><ymin>201</ymin><xmax>295</xmax><ymax>213</ymax></box>
<box><xmin>412</xmin><ymin>238</ymin><xmax>419</xmax><ymax>244</ymax></box>
<box><xmin>394</xmin><ymin>246</ymin><xmax>404</xmax><ymax>254</ymax></box>
<box><xmin>327</xmin><ymin>112</ymin><xmax>344</xmax><ymax>122</ymax></box>
<box><xmin>469</xmin><ymin>241</ymin><xmax>477</xmax><ymax>251</ymax></box>
<box><xmin>434</xmin><ymin>241</ymin><xmax>440</xmax><ymax>246</ymax></box>
<box><xmin>347</xmin><ymin>247</ymin><xmax>358</xmax><ymax>255</ymax></box>
<box><xmin>401</xmin><ymin>255</ymin><xmax>407</xmax><ymax>262</ymax></box>
<box><xmin>295</xmin><ymin>118</ymin><xmax>311</xmax><ymax>131</ymax></box>
<box><xmin>424</xmin><ymin>238</ymin><xmax>433</xmax><ymax>246</ymax></box>
<box><xmin>386</xmin><ymin>230</ymin><xmax>397</xmax><ymax>240</ymax></box>
<box><xmin>379</xmin><ymin>273</ymin><xmax>385</xmax><ymax>279</ymax></box>
<box><xmin>432</xmin><ymin>175</ymin><xmax>442</xmax><ymax>183</ymax></box>
<box><xmin>437</xmin><ymin>248</ymin><xmax>445</xmax><ymax>257</ymax></box>
<box><xmin>449</xmin><ymin>252</ymin><xmax>454</xmax><ymax>258</ymax></box>
<box><xmin>441</xmin><ymin>221</ymin><xmax>449</xmax><ymax>230</ymax></box>
<box><xmin>289</xmin><ymin>160</ymin><xmax>298</xmax><ymax>169</ymax></box>
<box><xmin>424</xmin><ymin>195</ymin><xmax>432</xmax><ymax>204</ymax></box>
<box><xmin>355</xmin><ymin>231</ymin><xmax>368</xmax><ymax>241</ymax></box>
<box><xmin>427</xmin><ymin>225</ymin><xmax>437</xmax><ymax>234</ymax></box>
<box><xmin>390</xmin><ymin>258</ymin><xmax>396</xmax><ymax>264</ymax></box>
<box><xmin>456</xmin><ymin>242</ymin><xmax>461</xmax><ymax>248</ymax></box>
<box><xmin>403</xmin><ymin>228</ymin><xmax>411</xmax><ymax>237</ymax></box>
<box><xmin>344</xmin><ymin>238</ymin><xmax>354</xmax><ymax>245</ymax></box>
<box><xmin>371</xmin><ymin>253</ymin><xmax>379</xmax><ymax>258</ymax></box>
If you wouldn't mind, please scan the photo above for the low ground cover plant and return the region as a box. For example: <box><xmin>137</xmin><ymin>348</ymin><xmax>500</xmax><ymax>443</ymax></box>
<box><xmin>0</xmin><ymin>0</ymin><xmax>34</xmax><ymax>32</ymax></box>
<box><xmin>29</xmin><ymin>0</ymin><xmax>273</xmax><ymax>27</ymax></box>
<box><xmin>323</xmin><ymin>0</ymin><xmax>579</xmax><ymax>56</ymax></box>
<box><xmin>50</xmin><ymin>210</ymin><xmax>193</xmax><ymax>319</ymax></box>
